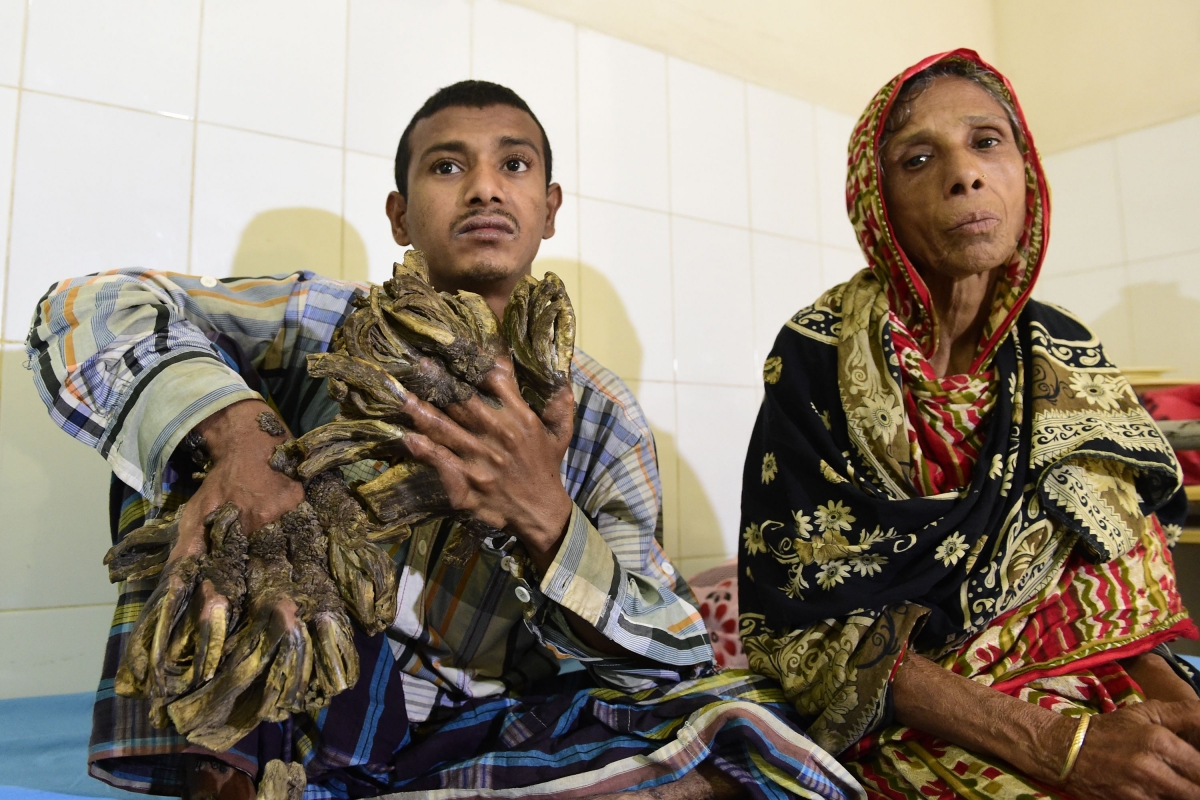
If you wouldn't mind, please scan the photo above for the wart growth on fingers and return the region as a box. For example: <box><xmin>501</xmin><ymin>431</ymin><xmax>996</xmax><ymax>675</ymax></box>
<box><xmin>257</xmin><ymin>411</ymin><xmax>286</xmax><ymax>437</ymax></box>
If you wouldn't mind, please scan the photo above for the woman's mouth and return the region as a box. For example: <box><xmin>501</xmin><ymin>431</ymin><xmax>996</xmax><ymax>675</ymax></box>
<box><xmin>948</xmin><ymin>211</ymin><xmax>1001</xmax><ymax>235</ymax></box>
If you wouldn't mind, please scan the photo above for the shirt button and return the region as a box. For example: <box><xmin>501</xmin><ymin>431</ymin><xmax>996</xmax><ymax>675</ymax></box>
<box><xmin>501</xmin><ymin>555</ymin><xmax>518</xmax><ymax>575</ymax></box>
<box><xmin>514</xmin><ymin>586</ymin><xmax>531</xmax><ymax>604</ymax></box>
<box><xmin>199</xmin><ymin>275</ymin><xmax>218</xmax><ymax>288</ymax></box>
<box><xmin>417</xmin><ymin>539</ymin><xmax>428</xmax><ymax>556</ymax></box>
<box><xmin>662</xmin><ymin>562</ymin><xmax>675</xmax><ymax>576</ymax></box>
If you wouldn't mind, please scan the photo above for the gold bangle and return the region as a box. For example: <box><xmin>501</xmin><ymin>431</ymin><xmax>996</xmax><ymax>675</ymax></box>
<box><xmin>1056</xmin><ymin>714</ymin><xmax>1091</xmax><ymax>784</ymax></box>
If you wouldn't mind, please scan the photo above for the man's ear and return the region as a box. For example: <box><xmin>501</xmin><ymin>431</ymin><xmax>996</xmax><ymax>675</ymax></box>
<box><xmin>386</xmin><ymin>191</ymin><xmax>412</xmax><ymax>247</ymax></box>
<box><xmin>541</xmin><ymin>183</ymin><xmax>563</xmax><ymax>240</ymax></box>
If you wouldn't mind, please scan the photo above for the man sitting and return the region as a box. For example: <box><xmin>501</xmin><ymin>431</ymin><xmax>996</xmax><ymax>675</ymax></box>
<box><xmin>27</xmin><ymin>81</ymin><xmax>860</xmax><ymax>800</ymax></box>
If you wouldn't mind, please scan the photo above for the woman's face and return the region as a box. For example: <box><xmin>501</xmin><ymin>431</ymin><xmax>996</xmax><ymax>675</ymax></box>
<box><xmin>880</xmin><ymin>76</ymin><xmax>1027</xmax><ymax>281</ymax></box>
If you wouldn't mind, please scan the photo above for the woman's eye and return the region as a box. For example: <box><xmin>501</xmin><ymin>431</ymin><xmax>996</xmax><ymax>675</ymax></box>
<box><xmin>504</xmin><ymin>158</ymin><xmax>529</xmax><ymax>173</ymax></box>
<box><xmin>977</xmin><ymin>136</ymin><xmax>1000</xmax><ymax>149</ymax></box>
<box><xmin>434</xmin><ymin>161</ymin><xmax>461</xmax><ymax>175</ymax></box>
<box><xmin>903</xmin><ymin>154</ymin><xmax>930</xmax><ymax>169</ymax></box>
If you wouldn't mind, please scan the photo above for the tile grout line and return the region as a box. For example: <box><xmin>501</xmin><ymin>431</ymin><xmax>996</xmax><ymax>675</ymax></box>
<box><xmin>742</xmin><ymin>79</ymin><xmax>759</xmax><ymax>369</ymax></box>
<box><xmin>0</xmin><ymin>601</ymin><xmax>116</xmax><ymax>616</ymax></box>
<box><xmin>663</xmin><ymin>56</ymin><xmax>683</xmax><ymax>562</ymax></box>
<box><xmin>339</xmin><ymin>0</ymin><xmax>352</xmax><ymax>280</ymax></box>
<box><xmin>184</xmin><ymin>0</ymin><xmax>205</xmax><ymax>276</ymax></box>
<box><xmin>811</xmin><ymin>103</ymin><xmax>827</xmax><ymax>289</ymax></box>
<box><xmin>1109</xmin><ymin>137</ymin><xmax>1139</xmax><ymax>365</ymax></box>
<box><xmin>0</xmin><ymin>0</ymin><xmax>30</xmax><ymax>357</ymax></box>
<box><xmin>467</xmin><ymin>0</ymin><xmax>475</xmax><ymax>78</ymax></box>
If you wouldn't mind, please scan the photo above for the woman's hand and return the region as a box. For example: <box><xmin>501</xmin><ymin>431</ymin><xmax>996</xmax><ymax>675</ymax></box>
<box><xmin>894</xmin><ymin>654</ymin><xmax>1200</xmax><ymax>799</ymax></box>
<box><xmin>1065</xmin><ymin>700</ymin><xmax>1200</xmax><ymax>800</ymax></box>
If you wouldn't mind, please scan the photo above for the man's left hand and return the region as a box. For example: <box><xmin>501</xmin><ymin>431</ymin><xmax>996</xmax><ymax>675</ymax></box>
<box><xmin>400</xmin><ymin>357</ymin><xmax>575</xmax><ymax>570</ymax></box>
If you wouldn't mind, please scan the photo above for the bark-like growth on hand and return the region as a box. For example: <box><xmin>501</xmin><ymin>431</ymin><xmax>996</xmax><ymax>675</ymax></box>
<box><xmin>102</xmin><ymin>249</ymin><xmax>575</xmax><ymax>755</ymax></box>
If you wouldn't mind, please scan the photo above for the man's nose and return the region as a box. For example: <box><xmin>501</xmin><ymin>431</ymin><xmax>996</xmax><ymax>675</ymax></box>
<box><xmin>464</xmin><ymin>165</ymin><xmax>505</xmax><ymax>206</ymax></box>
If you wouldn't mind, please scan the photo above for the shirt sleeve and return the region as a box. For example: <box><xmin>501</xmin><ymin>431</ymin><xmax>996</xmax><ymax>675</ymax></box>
<box><xmin>531</xmin><ymin>378</ymin><xmax>716</xmax><ymax>687</ymax></box>
<box><xmin>24</xmin><ymin>268</ymin><xmax>362</xmax><ymax>503</ymax></box>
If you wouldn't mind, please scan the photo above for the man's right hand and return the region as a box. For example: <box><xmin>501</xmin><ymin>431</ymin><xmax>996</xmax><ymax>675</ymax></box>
<box><xmin>167</xmin><ymin>398</ymin><xmax>304</xmax><ymax>679</ymax></box>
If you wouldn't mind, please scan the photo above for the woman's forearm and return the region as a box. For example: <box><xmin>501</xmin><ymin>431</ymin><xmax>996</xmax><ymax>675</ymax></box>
<box><xmin>1122</xmin><ymin>653</ymin><xmax>1199</xmax><ymax>703</ymax></box>
<box><xmin>892</xmin><ymin>653</ymin><xmax>1079</xmax><ymax>783</ymax></box>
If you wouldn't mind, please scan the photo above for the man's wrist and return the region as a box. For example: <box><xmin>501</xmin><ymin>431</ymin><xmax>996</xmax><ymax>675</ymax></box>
<box><xmin>192</xmin><ymin>398</ymin><xmax>278</xmax><ymax>461</ymax></box>
<box><xmin>515</xmin><ymin>490</ymin><xmax>574</xmax><ymax>573</ymax></box>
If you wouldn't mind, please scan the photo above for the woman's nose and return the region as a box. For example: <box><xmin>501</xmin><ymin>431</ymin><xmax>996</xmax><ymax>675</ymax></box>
<box><xmin>946</xmin><ymin>151</ymin><xmax>986</xmax><ymax>196</ymax></box>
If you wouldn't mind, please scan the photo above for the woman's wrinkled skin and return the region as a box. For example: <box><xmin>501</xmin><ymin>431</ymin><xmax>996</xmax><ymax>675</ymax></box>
<box><xmin>882</xmin><ymin>75</ymin><xmax>1200</xmax><ymax>800</ymax></box>
<box><xmin>880</xmin><ymin>76</ymin><xmax>1026</xmax><ymax>377</ymax></box>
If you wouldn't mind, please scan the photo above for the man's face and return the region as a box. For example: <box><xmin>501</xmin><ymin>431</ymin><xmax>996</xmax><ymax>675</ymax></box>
<box><xmin>386</xmin><ymin>104</ymin><xmax>562</xmax><ymax>297</ymax></box>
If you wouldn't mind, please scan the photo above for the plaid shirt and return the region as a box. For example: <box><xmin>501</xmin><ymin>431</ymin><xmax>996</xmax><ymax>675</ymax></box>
<box><xmin>26</xmin><ymin>269</ymin><xmax>714</xmax><ymax>784</ymax></box>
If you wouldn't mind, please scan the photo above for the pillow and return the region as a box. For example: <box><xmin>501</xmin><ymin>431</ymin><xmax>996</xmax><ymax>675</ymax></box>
<box><xmin>688</xmin><ymin>560</ymin><xmax>747</xmax><ymax>670</ymax></box>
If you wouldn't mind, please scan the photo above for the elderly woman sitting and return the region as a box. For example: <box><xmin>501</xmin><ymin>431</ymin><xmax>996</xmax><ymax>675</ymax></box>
<box><xmin>739</xmin><ymin>49</ymin><xmax>1200</xmax><ymax>799</ymax></box>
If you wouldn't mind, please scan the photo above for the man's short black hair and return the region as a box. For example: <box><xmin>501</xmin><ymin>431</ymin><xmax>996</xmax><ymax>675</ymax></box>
<box><xmin>394</xmin><ymin>80</ymin><xmax>552</xmax><ymax>199</ymax></box>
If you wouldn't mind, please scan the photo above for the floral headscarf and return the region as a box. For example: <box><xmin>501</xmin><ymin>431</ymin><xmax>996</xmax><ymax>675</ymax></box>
<box><xmin>841</xmin><ymin>49</ymin><xmax>1050</xmax><ymax>496</ymax></box>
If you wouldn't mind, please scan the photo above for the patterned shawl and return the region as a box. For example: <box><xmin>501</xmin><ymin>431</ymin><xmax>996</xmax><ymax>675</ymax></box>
<box><xmin>738</xmin><ymin>49</ymin><xmax>1187</xmax><ymax>756</ymax></box>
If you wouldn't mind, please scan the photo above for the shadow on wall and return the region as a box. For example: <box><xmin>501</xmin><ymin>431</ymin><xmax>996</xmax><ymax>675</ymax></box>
<box><xmin>1091</xmin><ymin>281</ymin><xmax>1200</xmax><ymax>380</ymax></box>
<box><xmin>230</xmin><ymin>208</ymin><xmax>371</xmax><ymax>283</ymax></box>
<box><xmin>536</xmin><ymin>257</ymin><xmax>727</xmax><ymax>571</ymax></box>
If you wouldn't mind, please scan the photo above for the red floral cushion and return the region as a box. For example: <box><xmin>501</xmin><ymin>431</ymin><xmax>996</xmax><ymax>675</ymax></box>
<box><xmin>690</xmin><ymin>561</ymin><xmax>747</xmax><ymax>670</ymax></box>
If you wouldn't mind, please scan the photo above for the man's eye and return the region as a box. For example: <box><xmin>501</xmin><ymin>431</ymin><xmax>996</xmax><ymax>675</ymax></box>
<box><xmin>903</xmin><ymin>154</ymin><xmax>930</xmax><ymax>169</ymax></box>
<box><xmin>504</xmin><ymin>158</ymin><xmax>529</xmax><ymax>172</ymax></box>
<box><xmin>434</xmin><ymin>161</ymin><xmax>461</xmax><ymax>175</ymax></box>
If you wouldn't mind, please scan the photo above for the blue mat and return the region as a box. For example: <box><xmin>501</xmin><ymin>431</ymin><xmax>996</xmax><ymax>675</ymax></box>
<box><xmin>0</xmin><ymin>693</ymin><xmax>141</xmax><ymax>800</ymax></box>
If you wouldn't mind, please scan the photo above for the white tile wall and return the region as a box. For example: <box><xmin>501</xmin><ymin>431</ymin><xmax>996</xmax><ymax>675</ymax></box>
<box><xmin>751</xmin><ymin>233</ymin><xmax>822</xmax><ymax>363</ymax></box>
<box><xmin>0</xmin><ymin>604</ymin><xmax>115</xmax><ymax>699</ymax></box>
<box><xmin>577</xmin><ymin>31</ymin><xmax>670</xmax><ymax>212</ymax></box>
<box><xmin>822</xmin><ymin>245</ymin><xmax>866</xmax><ymax>290</ymax></box>
<box><xmin>747</xmin><ymin>85</ymin><xmax>819</xmax><ymax>242</ymax></box>
<box><xmin>190</xmin><ymin>124</ymin><xmax>344</xmax><ymax>280</ymax></box>
<box><xmin>578</xmin><ymin>199</ymin><xmax>673</xmax><ymax>383</ymax></box>
<box><xmin>343</xmin><ymin>150</ymin><xmax>406</xmax><ymax>285</ymax></box>
<box><xmin>1035</xmin><ymin>263</ymin><xmax>1134</xmax><ymax>367</ymax></box>
<box><xmin>345</xmin><ymin>0</ymin><xmax>472</xmax><ymax>159</ymax></box>
<box><xmin>672</xmin><ymin>218</ymin><xmax>756</xmax><ymax>386</ymax></box>
<box><xmin>0</xmin><ymin>0</ymin><xmax>989</xmax><ymax>699</ymax></box>
<box><xmin>676</xmin><ymin>383</ymin><xmax>760</xmax><ymax>559</ymax></box>
<box><xmin>23</xmin><ymin>0</ymin><xmax>202</xmax><ymax>118</ymax></box>
<box><xmin>0</xmin><ymin>86</ymin><xmax>16</xmax><ymax>339</ymax></box>
<box><xmin>1125</xmin><ymin>250</ymin><xmax>1200</xmax><ymax>378</ymax></box>
<box><xmin>1040</xmin><ymin>140</ymin><xmax>1124</xmax><ymax>277</ymax></box>
<box><xmin>471</xmin><ymin>0</ymin><xmax>578</xmax><ymax>192</ymax></box>
<box><xmin>5</xmin><ymin>93</ymin><xmax>193</xmax><ymax>339</ymax></box>
<box><xmin>668</xmin><ymin>59</ymin><xmax>748</xmax><ymax>227</ymax></box>
<box><xmin>1117</xmin><ymin>114</ymin><xmax>1200</xmax><ymax>263</ymax></box>
<box><xmin>0</xmin><ymin>346</ymin><xmax>115</xmax><ymax>611</ymax></box>
<box><xmin>198</xmin><ymin>0</ymin><xmax>347</xmax><ymax>147</ymax></box>
<box><xmin>0</xmin><ymin>0</ymin><xmax>25</xmax><ymax>89</ymax></box>
<box><xmin>815</xmin><ymin>106</ymin><xmax>859</xmax><ymax>251</ymax></box>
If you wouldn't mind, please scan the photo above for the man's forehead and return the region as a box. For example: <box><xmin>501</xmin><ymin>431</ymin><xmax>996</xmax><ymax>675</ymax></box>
<box><xmin>410</xmin><ymin>104</ymin><xmax>543</xmax><ymax>156</ymax></box>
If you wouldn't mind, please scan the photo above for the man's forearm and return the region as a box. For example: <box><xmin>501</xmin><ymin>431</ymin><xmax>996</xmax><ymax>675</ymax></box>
<box><xmin>893</xmin><ymin>653</ymin><xmax>1076</xmax><ymax>783</ymax></box>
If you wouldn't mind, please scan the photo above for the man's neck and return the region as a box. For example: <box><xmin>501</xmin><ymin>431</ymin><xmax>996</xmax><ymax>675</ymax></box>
<box><xmin>429</xmin><ymin>270</ymin><xmax>531</xmax><ymax>322</ymax></box>
<box><xmin>922</xmin><ymin>267</ymin><xmax>999</xmax><ymax>378</ymax></box>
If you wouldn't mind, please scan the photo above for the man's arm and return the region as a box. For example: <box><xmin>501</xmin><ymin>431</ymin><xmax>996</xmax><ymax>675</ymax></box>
<box><xmin>401</xmin><ymin>361</ymin><xmax>715</xmax><ymax>686</ymax></box>
<box><xmin>26</xmin><ymin>268</ymin><xmax>361</xmax><ymax>502</ymax></box>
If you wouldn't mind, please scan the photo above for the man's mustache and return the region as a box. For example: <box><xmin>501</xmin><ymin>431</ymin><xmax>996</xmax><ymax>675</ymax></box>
<box><xmin>451</xmin><ymin>209</ymin><xmax>521</xmax><ymax>236</ymax></box>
